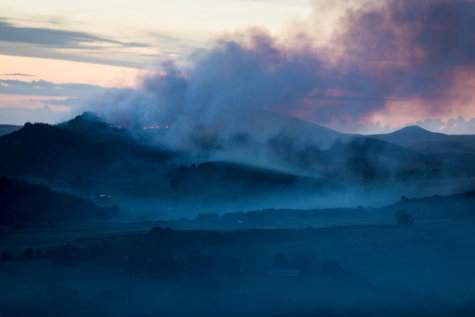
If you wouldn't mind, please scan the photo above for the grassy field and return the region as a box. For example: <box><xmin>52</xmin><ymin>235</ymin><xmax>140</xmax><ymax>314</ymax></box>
<box><xmin>2</xmin><ymin>219</ymin><xmax>475</xmax><ymax>316</ymax></box>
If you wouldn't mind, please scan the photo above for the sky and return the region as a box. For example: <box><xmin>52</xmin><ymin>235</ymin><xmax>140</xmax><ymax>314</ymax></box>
<box><xmin>0</xmin><ymin>0</ymin><xmax>474</xmax><ymax>134</ymax></box>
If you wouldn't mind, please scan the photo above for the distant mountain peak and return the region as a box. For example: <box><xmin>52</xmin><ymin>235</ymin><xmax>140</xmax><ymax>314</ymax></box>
<box><xmin>379</xmin><ymin>125</ymin><xmax>446</xmax><ymax>138</ymax></box>
<box><xmin>369</xmin><ymin>124</ymin><xmax>450</xmax><ymax>146</ymax></box>
<box><xmin>59</xmin><ymin>111</ymin><xmax>109</xmax><ymax>130</ymax></box>
<box><xmin>386</xmin><ymin>125</ymin><xmax>446</xmax><ymax>138</ymax></box>
<box><xmin>67</xmin><ymin>111</ymin><xmax>105</xmax><ymax>124</ymax></box>
<box><xmin>0</xmin><ymin>124</ymin><xmax>21</xmax><ymax>136</ymax></box>
<box><xmin>395</xmin><ymin>125</ymin><xmax>431</xmax><ymax>134</ymax></box>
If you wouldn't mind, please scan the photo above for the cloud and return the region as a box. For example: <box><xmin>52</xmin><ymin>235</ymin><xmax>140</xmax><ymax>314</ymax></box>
<box><xmin>0</xmin><ymin>17</ymin><xmax>209</xmax><ymax>68</ymax></box>
<box><xmin>0</xmin><ymin>19</ymin><xmax>171</xmax><ymax>68</ymax></box>
<box><xmin>0</xmin><ymin>20</ymin><xmax>146</xmax><ymax>48</ymax></box>
<box><xmin>416</xmin><ymin>117</ymin><xmax>475</xmax><ymax>134</ymax></box>
<box><xmin>0</xmin><ymin>105</ymin><xmax>75</xmax><ymax>125</ymax></box>
<box><xmin>40</xmin><ymin>97</ymin><xmax>85</xmax><ymax>107</ymax></box>
<box><xmin>0</xmin><ymin>79</ymin><xmax>110</xmax><ymax>97</ymax></box>
<box><xmin>1</xmin><ymin>73</ymin><xmax>35</xmax><ymax>77</ymax></box>
<box><xmin>0</xmin><ymin>79</ymin><xmax>115</xmax><ymax>124</ymax></box>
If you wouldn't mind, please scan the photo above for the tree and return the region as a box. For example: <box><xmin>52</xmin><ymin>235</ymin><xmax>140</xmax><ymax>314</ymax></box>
<box><xmin>170</xmin><ymin>177</ymin><xmax>180</xmax><ymax>189</ymax></box>
<box><xmin>225</xmin><ymin>256</ymin><xmax>241</xmax><ymax>275</ymax></box>
<box><xmin>1</xmin><ymin>251</ymin><xmax>12</xmax><ymax>262</ymax></box>
<box><xmin>148</xmin><ymin>251</ymin><xmax>180</xmax><ymax>279</ymax></box>
<box><xmin>149</xmin><ymin>226</ymin><xmax>173</xmax><ymax>237</ymax></box>
<box><xmin>182</xmin><ymin>250</ymin><xmax>216</xmax><ymax>278</ymax></box>
<box><xmin>395</xmin><ymin>209</ymin><xmax>414</xmax><ymax>225</ymax></box>
<box><xmin>272</xmin><ymin>252</ymin><xmax>290</xmax><ymax>269</ymax></box>
<box><xmin>23</xmin><ymin>247</ymin><xmax>34</xmax><ymax>260</ymax></box>
<box><xmin>293</xmin><ymin>251</ymin><xmax>314</xmax><ymax>272</ymax></box>
<box><xmin>48</xmin><ymin>244</ymin><xmax>82</xmax><ymax>266</ymax></box>
<box><xmin>320</xmin><ymin>259</ymin><xmax>344</xmax><ymax>278</ymax></box>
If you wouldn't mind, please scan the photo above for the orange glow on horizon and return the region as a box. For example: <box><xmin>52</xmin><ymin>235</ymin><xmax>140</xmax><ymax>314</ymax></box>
<box><xmin>142</xmin><ymin>125</ymin><xmax>169</xmax><ymax>130</ymax></box>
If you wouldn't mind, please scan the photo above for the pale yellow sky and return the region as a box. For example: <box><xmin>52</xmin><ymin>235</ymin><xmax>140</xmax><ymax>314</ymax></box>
<box><xmin>0</xmin><ymin>1</ymin><xmax>313</xmax><ymax>87</ymax></box>
<box><xmin>0</xmin><ymin>55</ymin><xmax>148</xmax><ymax>87</ymax></box>
<box><xmin>0</xmin><ymin>0</ymin><xmax>315</xmax><ymax>124</ymax></box>
<box><xmin>2</xmin><ymin>0</ymin><xmax>311</xmax><ymax>33</ymax></box>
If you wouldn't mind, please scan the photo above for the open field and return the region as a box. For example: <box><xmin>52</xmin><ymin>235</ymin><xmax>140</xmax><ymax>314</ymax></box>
<box><xmin>2</xmin><ymin>219</ymin><xmax>475</xmax><ymax>316</ymax></box>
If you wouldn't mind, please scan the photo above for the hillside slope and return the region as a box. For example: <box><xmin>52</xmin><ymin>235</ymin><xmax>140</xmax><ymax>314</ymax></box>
<box><xmin>0</xmin><ymin>124</ymin><xmax>21</xmax><ymax>136</ymax></box>
<box><xmin>370</xmin><ymin>126</ymin><xmax>475</xmax><ymax>174</ymax></box>
<box><xmin>0</xmin><ymin>176</ymin><xmax>118</xmax><ymax>225</ymax></box>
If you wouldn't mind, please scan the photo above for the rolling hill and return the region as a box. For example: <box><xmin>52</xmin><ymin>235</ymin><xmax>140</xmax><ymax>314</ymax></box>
<box><xmin>0</xmin><ymin>112</ymin><xmax>473</xmax><ymax>218</ymax></box>
<box><xmin>0</xmin><ymin>124</ymin><xmax>20</xmax><ymax>136</ymax></box>
<box><xmin>0</xmin><ymin>112</ymin><xmax>173</xmax><ymax>178</ymax></box>
<box><xmin>0</xmin><ymin>176</ymin><xmax>118</xmax><ymax>225</ymax></box>
<box><xmin>370</xmin><ymin>126</ymin><xmax>475</xmax><ymax>174</ymax></box>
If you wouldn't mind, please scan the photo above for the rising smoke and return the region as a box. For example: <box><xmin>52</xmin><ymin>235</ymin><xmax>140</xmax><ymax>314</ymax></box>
<box><xmin>91</xmin><ymin>0</ymin><xmax>475</xmax><ymax>158</ymax></box>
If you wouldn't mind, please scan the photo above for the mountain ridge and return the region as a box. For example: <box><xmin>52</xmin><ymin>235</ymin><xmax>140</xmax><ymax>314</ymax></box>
<box><xmin>0</xmin><ymin>112</ymin><xmax>473</xmax><ymax>217</ymax></box>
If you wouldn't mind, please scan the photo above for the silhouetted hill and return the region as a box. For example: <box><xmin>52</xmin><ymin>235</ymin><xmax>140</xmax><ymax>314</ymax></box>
<box><xmin>171</xmin><ymin>111</ymin><xmax>446</xmax><ymax>181</ymax></box>
<box><xmin>383</xmin><ymin>125</ymin><xmax>443</xmax><ymax>139</ymax></box>
<box><xmin>0</xmin><ymin>113</ymin><xmax>332</xmax><ymax>212</ymax></box>
<box><xmin>0</xmin><ymin>176</ymin><xmax>118</xmax><ymax>225</ymax></box>
<box><xmin>0</xmin><ymin>112</ymin><xmax>472</xmax><ymax>217</ymax></box>
<box><xmin>213</xmin><ymin>110</ymin><xmax>349</xmax><ymax>147</ymax></box>
<box><xmin>370</xmin><ymin>126</ymin><xmax>475</xmax><ymax>174</ymax></box>
<box><xmin>0</xmin><ymin>112</ymin><xmax>173</xmax><ymax>177</ymax></box>
<box><xmin>264</xmin><ymin>127</ymin><xmax>445</xmax><ymax>181</ymax></box>
<box><xmin>0</xmin><ymin>112</ymin><xmax>444</xmax><ymax>185</ymax></box>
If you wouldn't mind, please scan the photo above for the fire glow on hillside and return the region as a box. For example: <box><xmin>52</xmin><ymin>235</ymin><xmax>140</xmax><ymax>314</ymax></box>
<box><xmin>142</xmin><ymin>125</ymin><xmax>169</xmax><ymax>130</ymax></box>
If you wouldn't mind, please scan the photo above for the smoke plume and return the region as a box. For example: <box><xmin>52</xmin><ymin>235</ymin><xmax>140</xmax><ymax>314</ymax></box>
<box><xmin>92</xmin><ymin>0</ymin><xmax>475</xmax><ymax>153</ymax></box>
